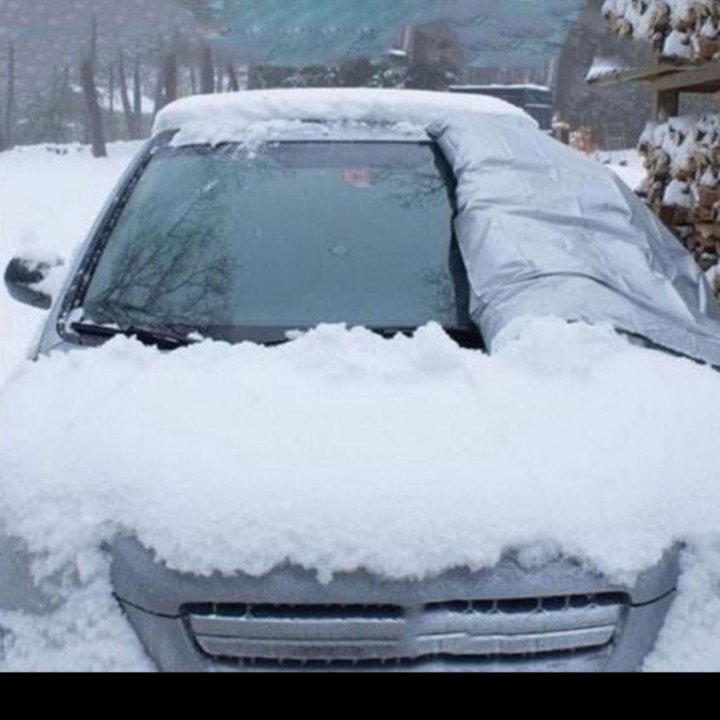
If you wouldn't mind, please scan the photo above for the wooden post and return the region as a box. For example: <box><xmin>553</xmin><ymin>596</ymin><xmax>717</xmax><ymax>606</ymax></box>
<box><xmin>653</xmin><ymin>88</ymin><xmax>679</xmax><ymax>121</ymax></box>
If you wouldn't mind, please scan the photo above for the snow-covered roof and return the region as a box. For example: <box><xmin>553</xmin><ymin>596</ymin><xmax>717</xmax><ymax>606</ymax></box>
<box><xmin>585</xmin><ymin>57</ymin><xmax>629</xmax><ymax>85</ymax></box>
<box><xmin>449</xmin><ymin>83</ymin><xmax>552</xmax><ymax>92</ymax></box>
<box><xmin>153</xmin><ymin>88</ymin><xmax>534</xmax><ymax>142</ymax></box>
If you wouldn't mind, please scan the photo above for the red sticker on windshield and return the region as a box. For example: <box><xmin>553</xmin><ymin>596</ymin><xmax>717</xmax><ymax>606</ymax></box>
<box><xmin>342</xmin><ymin>169</ymin><xmax>372</xmax><ymax>187</ymax></box>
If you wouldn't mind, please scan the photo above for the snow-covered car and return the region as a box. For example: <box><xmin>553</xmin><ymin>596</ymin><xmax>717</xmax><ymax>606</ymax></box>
<box><xmin>4</xmin><ymin>88</ymin><xmax>719</xmax><ymax>671</ymax></box>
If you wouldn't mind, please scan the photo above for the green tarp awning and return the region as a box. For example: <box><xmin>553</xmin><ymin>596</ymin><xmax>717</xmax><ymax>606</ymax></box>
<box><xmin>195</xmin><ymin>0</ymin><xmax>586</xmax><ymax>67</ymax></box>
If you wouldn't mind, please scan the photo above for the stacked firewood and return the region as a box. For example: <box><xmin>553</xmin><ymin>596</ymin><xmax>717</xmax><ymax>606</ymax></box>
<box><xmin>637</xmin><ymin>112</ymin><xmax>720</xmax><ymax>286</ymax></box>
<box><xmin>602</xmin><ymin>0</ymin><xmax>720</xmax><ymax>61</ymax></box>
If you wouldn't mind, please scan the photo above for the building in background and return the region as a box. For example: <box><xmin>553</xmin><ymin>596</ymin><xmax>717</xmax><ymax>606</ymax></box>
<box><xmin>449</xmin><ymin>83</ymin><xmax>554</xmax><ymax>131</ymax></box>
<box><xmin>0</xmin><ymin>0</ymin><xmax>649</xmax><ymax>151</ymax></box>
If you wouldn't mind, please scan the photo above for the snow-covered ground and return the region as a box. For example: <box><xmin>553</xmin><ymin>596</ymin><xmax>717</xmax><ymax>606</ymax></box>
<box><xmin>0</xmin><ymin>142</ymin><xmax>142</xmax><ymax>385</ymax></box>
<box><xmin>596</xmin><ymin>148</ymin><xmax>646</xmax><ymax>191</ymax></box>
<box><xmin>1</xmin><ymin>141</ymin><xmax>720</xmax><ymax>672</ymax></box>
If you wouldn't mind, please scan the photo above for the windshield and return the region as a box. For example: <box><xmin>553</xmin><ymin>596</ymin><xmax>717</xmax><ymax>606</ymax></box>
<box><xmin>79</xmin><ymin>141</ymin><xmax>472</xmax><ymax>343</ymax></box>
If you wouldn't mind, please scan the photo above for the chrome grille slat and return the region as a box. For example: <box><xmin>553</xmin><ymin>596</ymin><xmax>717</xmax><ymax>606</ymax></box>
<box><xmin>194</xmin><ymin>626</ymin><xmax>617</xmax><ymax>662</ymax></box>
<box><xmin>417</xmin><ymin>604</ymin><xmax>622</xmax><ymax>636</ymax></box>
<box><xmin>190</xmin><ymin>616</ymin><xmax>406</xmax><ymax>641</ymax></box>
<box><xmin>196</xmin><ymin>637</ymin><xmax>407</xmax><ymax>661</ymax></box>
<box><xmin>185</xmin><ymin>593</ymin><xmax>627</xmax><ymax>665</ymax></box>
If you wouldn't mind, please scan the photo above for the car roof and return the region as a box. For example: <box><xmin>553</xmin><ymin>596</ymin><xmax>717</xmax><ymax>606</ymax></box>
<box><xmin>152</xmin><ymin>87</ymin><xmax>535</xmax><ymax>145</ymax></box>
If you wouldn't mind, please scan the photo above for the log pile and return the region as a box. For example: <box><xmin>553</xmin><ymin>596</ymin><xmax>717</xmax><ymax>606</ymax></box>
<box><xmin>602</xmin><ymin>0</ymin><xmax>720</xmax><ymax>61</ymax></box>
<box><xmin>637</xmin><ymin>112</ymin><xmax>720</xmax><ymax>287</ymax></box>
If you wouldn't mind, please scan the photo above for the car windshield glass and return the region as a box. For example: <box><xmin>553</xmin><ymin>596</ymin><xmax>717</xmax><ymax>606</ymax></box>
<box><xmin>80</xmin><ymin>141</ymin><xmax>472</xmax><ymax>343</ymax></box>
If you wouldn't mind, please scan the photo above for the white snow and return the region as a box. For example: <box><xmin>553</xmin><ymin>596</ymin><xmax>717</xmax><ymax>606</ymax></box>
<box><xmin>1</xmin><ymin>319</ymin><xmax>720</xmax><ymax>669</ymax></box>
<box><xmin>168</xmin><ymin>118</ymin><xmax>430</xmax><ymax>150</ymax></box>
<box><xmin>585</xmin><ymin>57</ymin><xmax>627</xmax><ymax>84</ymax></box>
<box><xmin>603</xmin><ymin>0</ymin><xmax>719</xmax><ymax>60</ymax></box>
<box><xmin>596</xmin><ymin>149</ymin><xmax>648</xmax><ymax>191</ymax></box>
<box><xmin>448</xmin><ymin>84</ymin><xmax>551</xmax><ymax>92</ymax></box>
<box><xmin>0</xmin><ymin>142</ymin><xmax>142</xmax><ymax>386</ymax></box>
<box><xmin>664</xmin><ymin>30</ymin><xmax>694</xmax><ymax>60</ymax></box>
<box><xmin>0</xmin><ymin>575</ymin><xmax>153</xmax><ymax>672</ymax></box>
<box><xmin>0</xmin><ymin>139</ymin><xmax>719</xmax><ymax>672</ymax></box>
<box><xmin>72</xmin><ymin>85</ymin><xmax>156</xmax><ymax>117</ymax></box>
<box><xmin>153</xmin><ymin>88</ymin><xmax>535</xmax><ymax>144</ymax></box>
<box><xmin>97</xmin><ymin>88</ymin><xmax>156</xmax><ymax>117</ymax></box>
<box><xmin>664</xmin><ymin>178</ymin><xmax>694</xmax><ymax>207</ymax></box>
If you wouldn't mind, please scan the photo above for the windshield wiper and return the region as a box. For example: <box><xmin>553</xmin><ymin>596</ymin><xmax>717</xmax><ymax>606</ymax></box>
<box><xmin>369</xmin><ymin>326</ymin><xmax>484</xmax><ymax>348</ymax></box>
<box><xmin>70</xmin><ymin>321</ymin><xmax>199</xmax><ymax>349</ymax></box>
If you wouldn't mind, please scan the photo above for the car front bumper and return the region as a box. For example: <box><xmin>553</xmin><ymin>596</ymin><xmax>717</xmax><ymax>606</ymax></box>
<box><xmin>110</xmin><ymin>537</ymin><xmax>679</xmax><ymax>672</ymax></box>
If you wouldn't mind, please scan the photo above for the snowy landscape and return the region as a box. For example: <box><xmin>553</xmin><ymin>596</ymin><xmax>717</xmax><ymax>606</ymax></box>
<box><xmin>0</xmin><ymin>140</ymin><xmax>719</xmax><ymax>671</ymax></box>
<box><xmin>2</xmin><ymin>0</ymin><xmax>720</xmax><ymax>674</ymax></box>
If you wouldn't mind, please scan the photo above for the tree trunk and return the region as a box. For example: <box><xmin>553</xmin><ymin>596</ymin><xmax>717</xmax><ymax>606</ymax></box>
<box><xmin>162</xmin><ymin>49</ymin><xmax>179</xmax><ymax>108</ymax></box>
<box><xmin>133</xmin><ymin>57</ymin><xmax>143</xmax><ymax>134</ymax></box>
<box><xmin>59</xmin><ymin>67</ymin><xmax>72</xmax><ymax>142</ymax></box>
<box><xmin>226</xmin><ymin>63</ymin><xmax>240</xmax><ymax>92</ymax></box>
<box><xmin>200</xmin><ymin>43</ymin><xmax>215</xmax><ymax>94</ymax></box>
<box><xmin>153</xmin><ymin>66</ymin><xmax>165</xmax><ymax>117</ymax></box>
<box><xmin>107</xmin><ymin>63</ymin><xmax>116</xmax><ymax>139</ymax></box>
<box><xmin>80</xmin><ymin>17</ymin><xmax>107</xmax><ymax>158</ymax></box>
<box><xmin>4</xmin><ymin>41</ymin><xmax>15</xmax><ymax>150</ymax></box>
<box><xmin>108</xmin><ymin>64</ymin><xmax>115</xmax><ymax>116</ymax></box>
<box><xmin>118</xmin><ymin>51</ymin><xmax>139</xmax><ymax>140</ymax></box>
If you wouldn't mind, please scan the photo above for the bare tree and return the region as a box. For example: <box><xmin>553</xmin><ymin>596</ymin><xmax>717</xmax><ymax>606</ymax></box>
<box><xmin>199</xmin><ymin>43</ymin><xmax>215</xmax><ymax>94</ymax></box>
<box><xmin>80</xmin><ymin>16</ymin><xmax>107</xmax><ymax>158</ymax></box>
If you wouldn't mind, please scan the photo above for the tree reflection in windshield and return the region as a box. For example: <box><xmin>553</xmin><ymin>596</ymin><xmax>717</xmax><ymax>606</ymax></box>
<box><xmin>85</xmin><ymin>151</ymin><xmax>235</xmax><ymax>328</ymax></box>
<box><xmin>81</xmin><ymin>141</ymin><xmax>470</xmax><ymax>338</ymax></box>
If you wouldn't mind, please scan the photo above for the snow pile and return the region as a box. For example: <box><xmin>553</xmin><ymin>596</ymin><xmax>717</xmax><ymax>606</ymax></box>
<box><xmin>602</xmin><ymin>0</ymin><xmax>720</xmax><ymax>61</ymax></box>
<box><xmin>0</xmin><ymin>575</ymin><xmax>153</xmax><ymax>672</ymax></box>
<box><xmin>1</xmin><ymin>319</ymin><xmax>720</xmax><ymax>669</ymax></box>
<box><xmin>169</xmin><ymin>118</ymin><xmax>429</xmax><ymax>150</ymax></box>
<box><xmin>585</xmin><ymin>56</ymin><xmax>628</xmax><ymax>84</ymax></box>
<box><xmin>0</xmin><ymin>142</ymin><xmax>141</xmax><ymax>386</ymax></box>
<box><xmin>597</xmin><ymin>148</ymin><xmax>649</xmax><ymax>191</ymax></box>
<box><xmin>153</xmin><ymin>88</ymin><xmax>534</xmax><ymax>144</ymax></box>
<box><xmin>645</xmin><ymin>540</ymin><xmax>720</xmax><ymax>671</ymax></box>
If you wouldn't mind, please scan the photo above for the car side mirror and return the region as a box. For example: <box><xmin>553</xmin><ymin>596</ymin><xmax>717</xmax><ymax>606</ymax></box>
<box><xmin>4</xmin><ymin>255</ymin><xmax>65</xmax><ymax>310</ymax></box>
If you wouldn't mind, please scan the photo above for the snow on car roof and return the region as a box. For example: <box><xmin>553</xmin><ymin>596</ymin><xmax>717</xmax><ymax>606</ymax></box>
<box><xmin>449</xmin><ymin>83</ymin><xmax>552</xmax><ymax>92</ymax></box>
<box><xmin>153</xmin><ymin>87</ymin><xmax>534</xmax><ymax>143</ymax></box>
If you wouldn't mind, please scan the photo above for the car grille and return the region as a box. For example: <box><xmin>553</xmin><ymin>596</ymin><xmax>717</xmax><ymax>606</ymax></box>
<box><xmin>184</xmin><ymin>593</ymin><xmax>628</xmax><ymax>668</ymax></box>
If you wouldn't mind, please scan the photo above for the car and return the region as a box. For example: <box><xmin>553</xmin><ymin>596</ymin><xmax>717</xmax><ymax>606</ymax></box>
<box><xmin>4</xmin><ymin>87</ymin><xmax>709</xmax><ymax>672</ymax></box>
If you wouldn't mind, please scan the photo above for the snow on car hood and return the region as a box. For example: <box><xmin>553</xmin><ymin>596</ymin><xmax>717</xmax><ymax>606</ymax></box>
<box><xmin>2</xmin><ymin>319</ymin><xmax>720</xmax><ymax>585</ymax></box>
<box><xmin>3</xmin><ymin>319</ymin><xmax>720</xmax><ymax>669</ymax></box>
<box><xmin>429</xmin><ymin>118</ymin><xmax>720</xmax><ymax>366</ymax></box>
